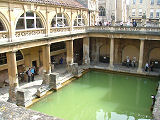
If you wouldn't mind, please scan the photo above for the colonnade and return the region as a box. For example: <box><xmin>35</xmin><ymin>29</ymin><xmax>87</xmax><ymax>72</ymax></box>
<box><xmin>6</xmin><ymin>37</ymin><xmax>146</xmax><ymax>102</ymax></box>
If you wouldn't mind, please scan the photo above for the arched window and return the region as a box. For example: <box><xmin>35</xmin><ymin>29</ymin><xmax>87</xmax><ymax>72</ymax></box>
<box><xmin>74</xmin><ymin>14</ymin><xmax>85</xmax><ymax>26</ymax></box>
<box><xmin>0</xmin><ymin>19</ymin><xmax>5</xmax><ymax>31</ymax></box>
<box><xmin>51</xmin><ymin>13</ymin><xmax>69</xmax><ymax>27</ymax></box>
<box><xmin>99</xmin><ymin>6</ymin><xmax>106</xmax><ymax>16</ymax></box>
<box><xmin>16</xmin><ymin>11</ymin><xmax>43</xmax><ymax>30</ymax></box>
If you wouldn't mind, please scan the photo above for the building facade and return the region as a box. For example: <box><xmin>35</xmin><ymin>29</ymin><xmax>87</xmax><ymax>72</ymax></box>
<box><xmin>128</xmin><ymin>0</ymin><xmax>160</xmax><ymax>26</ymax></box>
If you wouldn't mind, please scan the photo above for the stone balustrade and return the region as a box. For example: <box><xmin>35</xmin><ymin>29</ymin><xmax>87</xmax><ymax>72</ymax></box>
<box><xmin>0</xmin><ymin>26</ymin><xmax>160</xmax><ymax>44</ymax></box>
<box><xmin>15</xmin><ymin>28</ymin><xmax>45</xmax><ymax>38</ymax></box>
<box><xmin>50</xmin><ymin>27</ymin><xmax>71</xmax><ymax>33</ymax></box>
<box><xmin>86</xmin><ymin>26</ymin><xmax>160</xmax><ymax>34</ymax></box>
<box><xmin>0</xmin><ymin>31</ymin><xmax>8</xmax><ymax>39</ymax></box>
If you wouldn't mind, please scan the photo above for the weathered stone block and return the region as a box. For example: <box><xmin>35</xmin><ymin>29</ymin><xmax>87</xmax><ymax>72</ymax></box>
<box><xmin>67</xmin><ymin>63</ymin><xmax>79</xmax><ymax>77</ymax></box>
<box><xmin>36</xmin><ymin>85</ymin><xmax>50</xmax><ymax>97</ymax></box>
<box><xmin>16</xmin><ymin>89</ymin><xmax>32</xmax><ymax>107</ymax></box>
<box><xmin>49</xmin><ymin>73</ymin><xmax>61</xmax><ymax>89</ymax></box>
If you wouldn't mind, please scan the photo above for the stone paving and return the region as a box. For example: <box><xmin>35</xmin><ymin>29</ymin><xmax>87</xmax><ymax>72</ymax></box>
<box><xmin>153</xmin><ymin>81</ymin><xmax>160</xmax><ymax>120</ymax></box>
<box><xmin>0</xmin><ymin>101</ymin><xmax>63</xmax><ymax>120</ymax></box>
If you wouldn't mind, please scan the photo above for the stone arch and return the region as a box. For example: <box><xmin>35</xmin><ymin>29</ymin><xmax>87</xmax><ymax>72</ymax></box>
<box><xmin>149</xmin><ymin>47</ymin><xmax>160</xmax><ymax>61</ymax></box>
<box><xmin>15</xmin><ymin>11</ymin><xmax>46</xmax><ymax>30</ymax></box>
<box><xmin>0</xmin><ymin>11</ymin><xmax>10</xmax><ymax>32</ymax></box>
<box><xmin>122</xmin><ymin>45</ymin><xmax>139</xmax><ymax>62</ymax></box>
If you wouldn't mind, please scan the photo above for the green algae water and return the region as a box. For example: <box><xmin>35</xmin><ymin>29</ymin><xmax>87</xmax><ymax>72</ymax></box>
<box><xmin>30</xmin><ymin>71</ymin><xmax>159</xmax><ymax>120</ymax></box>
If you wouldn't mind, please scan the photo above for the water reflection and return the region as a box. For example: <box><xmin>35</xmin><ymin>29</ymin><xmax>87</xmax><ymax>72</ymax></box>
<box><xmin>96</xmin><ymin>109</ymin><xmax>151</xmax><ymax>120</ymax></box>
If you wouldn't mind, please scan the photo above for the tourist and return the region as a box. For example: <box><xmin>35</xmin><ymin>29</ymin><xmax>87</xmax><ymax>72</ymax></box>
<box><xmin>99</xmin><ymin>21</ymin><xmax>102</xmax><ymax>26</ymax></box>
<box><xmin>60</xmin><ymin>57</ymin><xmax>63</xmax><ymax>64</ymax></box>
<box><xmin>150</xmin><ymin>95</ymin><xmax>156</xmax><ymax>111</ymax></box>
<box><xmin>132</xmin><ymin>20</ymin><xmax>137</xmax><ymax>27</ymax></box>
<box><xmin>150</xmin><ymin>62</ymin><xmax>154</xmax><ymax>71</ymax></box>
<box><xmin>127</xmin><ymin>21</ymin><xmax>130</xmax><ymax>26</ymax></box>
<box><xmin>27</xmin><ymin>68</ymin><xmax>32</xmax><ymax>83</ymax></box>
<box><xmin>145</xmin><ymin>62</ymin><xmax>149</xmax><ymax>71</ymax></box>
<box><xmin>31</xmin><ymin>66</ymin><xmax>35</xmax><ymax>81</ymax></box>
<box><xmin>120</xmin><ymin>21</ymin><xmax>123</xmax><ymax>27</ymax></box>
<box><xmin>126</xmin><ymin>56</ymin><xmax>130</xmax><ymax>68</ymax></box>
<box><xmin>132</xmin><ymin>57</ymin><xmax>136</xmax><ymax>67</ymax></box>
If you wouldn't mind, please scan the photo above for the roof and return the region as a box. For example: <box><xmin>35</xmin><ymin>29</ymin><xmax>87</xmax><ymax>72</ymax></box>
<box><xmin>16</xmin><ymin>0</ymin><xmax>86</xmax><ymax>9</ymax></box>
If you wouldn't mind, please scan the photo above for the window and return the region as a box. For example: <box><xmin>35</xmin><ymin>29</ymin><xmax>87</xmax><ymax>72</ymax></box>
<box><xmin>139</xmin><ymin>9</ymin><xmax>142</xmax><ymax>16</ymax></box>
<box><xmin>140</xmin><ymin>0</ymin><xmax>142</xmax><ymax>3</ymax></box>
<box><xmin>16</xmin><ymin>11</ymin><xmax>43</xmax><ymax>30</ymax></box>
<box><xmin>99</xmin><ymin>6</ymin><xmax>106</xmax><ymax>16</ymax></box>
<box><xmin>133</xmin><ymin>0</ymin><xmax>136</xmax><ymax>4</ymax></box>
<box><xmin>132</xmin><ymin>9</ymin><xmax>136</xmax><ymax>16</ymax></box>
<box><xmin>156</xmin><ymin>9</ymin><xmax>160</xmax><ymax>18</ymax></box>
<box><xmin>74</xmin><ymin>14</ymin><xmax>85</xmax><ymax>26</ymax></box>
<box><xmin>51</xmin><ymin>13</ymin><xmax>69</xmax><ymax>27</ymax></box>
<box><xmin>150</xmin><ymin>9</ymin><xmax>154</xmax><ymax>18</ymax></box>
<box><xmin>0</xmin><ymin>20</ymin><xmax>5</xmax><ymax>31</ymax></box>
<box><xmin>157</xmin><ymin>0</ymin><xmax>160</xmax><ymax>4</ymax></box>
<box><xmin>151</xmin><ymin>0</ymin><xmax>154</xmax><ymax>4</ymax></box>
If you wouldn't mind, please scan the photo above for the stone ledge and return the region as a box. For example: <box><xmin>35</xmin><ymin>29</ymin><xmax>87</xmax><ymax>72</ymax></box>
<box><xmin>0</xmin><ymin>101</ymin><xmax>63</xmax><ymax>120</ymax></box>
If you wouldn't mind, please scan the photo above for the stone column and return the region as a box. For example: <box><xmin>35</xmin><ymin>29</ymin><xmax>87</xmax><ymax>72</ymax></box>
<box><xmin>66</xmin><ymin>40</ymin><xmax>73</xmax><ymax>64</ymax></box>
<box><xmin>109</xmin><ymin>38</ymin><xmax>114</xmax><ymax>69</ymax></box>
<box><xmin>6</xmin><ymin>51</ymin><xmax>19</xmax><ymax>102</ymax></box>
<box><xmin>83</xmin><ymin>37</ymin><xmax>90</xmax><ymax>65</ymax></box>
<box><xmin>45</xmin><ymin>8</ymin><xmax>50</xmax><ymax>36</ymax></box>
<box><xmin>137</xmin><ymin>40</ymin><xmax>144</xmax><ymax>73</ymax></box>
<box><xmin>42</xmin><ymin>44</ymin><xmax>51</xmax><ymax>74</ymax></box>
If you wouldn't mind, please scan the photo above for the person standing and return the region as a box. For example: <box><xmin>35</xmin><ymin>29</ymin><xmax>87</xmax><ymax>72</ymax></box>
<box><xmin>27</xmin><ymin>68</ymin><xmax>32</xmax><ymax>83</ymax></box>
<box><xmin>132</xmin><ymin>20</ymin><xmax>137</xmax><ymax>27</ymax></box>
<box><xmin>31</xmin><ymin>66</ymin><xmax>35</xmax><ymax>82</ymax></box>
<box><xmin>145</xmin><ymin>62</ymin><xmax>149</xmax><ymax>71</ymax></box>
<box><xmin>126</xmin><ymin>56</ymin><xmax>130</xmax><ymax>68</ymax></box>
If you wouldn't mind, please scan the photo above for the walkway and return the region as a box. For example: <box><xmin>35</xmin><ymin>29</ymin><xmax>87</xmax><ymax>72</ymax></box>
<box><xmin>0</xmin><ymin>63</ymin><xmax>159</xmax><ymax>103</ymax></box>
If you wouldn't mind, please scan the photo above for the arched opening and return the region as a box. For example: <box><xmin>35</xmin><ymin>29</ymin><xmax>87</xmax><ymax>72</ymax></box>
<box><xmin>51</xmin><ymin>13</ymin><xmax>69</xmax><ymax>27</ymax></box>
<box><xmin>122</xmin><ymin>45</ymin><xmax>139</xmax><ymax>66</ymax></box>
<box><xmin>16</xmin><ymin>50</ymin><xmax>23</xmax><ymax>61</ymax></box>
<box><xmin>0</xmin><ymin>19</ymin><xmax>5</xmax><ymax>31</ymax></box>
<box><xmin>74</xmin><ymin>14</ymin><xmax>86</xmax><ymax>26</ymax></box>
<box><xmin>16</xmin><ymin>11</ymin><xmax>43</xmax><ymax>30</ymax></box>
<box><xmin>0</xmin><ymin>53</ymin><xmax>7</xmax><ymax>65</ymax></box>
<box><xmin>149</xmin><ymin>48</ymin><xmax>160</xmax><ymax>68</ymax></box>
<box><xmin>99</xmin><ymin>6</ymin><xmax>106</xmax><ymax>16</ymax></box>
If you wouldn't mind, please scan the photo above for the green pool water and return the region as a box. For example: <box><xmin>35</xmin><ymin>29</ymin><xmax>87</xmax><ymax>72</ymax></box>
<box><xmin>30</xmin><ymin>71</ymin><xmax>159</xmax><ymax>120</ymax></box>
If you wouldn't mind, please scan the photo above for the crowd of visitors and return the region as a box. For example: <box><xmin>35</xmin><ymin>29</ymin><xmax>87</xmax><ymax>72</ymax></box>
<box><xmin>95</xmin><ymin>20</ymin><xmax>137</xmax><ymax>27</ymax></box>
<box><xmin>125</xmin><ymin>56</ymin><xmax>136</xmax><ymax>68</ymax></box>
<box><xmin>145</xmin><ymin>62</ymin><xmax>154</xmax><ymax>72</ymax></box>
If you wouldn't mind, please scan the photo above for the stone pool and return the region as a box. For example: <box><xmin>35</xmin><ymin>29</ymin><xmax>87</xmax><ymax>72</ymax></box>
<box><xmin>30</xmin><ymin>71</ymin><xmax>159</xmax><ymax>120</ymax></box>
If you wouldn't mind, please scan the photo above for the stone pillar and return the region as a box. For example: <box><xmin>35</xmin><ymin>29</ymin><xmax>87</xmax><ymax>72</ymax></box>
<box><xmin>137</xmin><ymin>40</ymin><xmax>144</xmax><ymax>73</ymax></box>
<box><xmin>66</xmin><ymin>40</ymin><xmax>73</xmax><ymax>64</ymax></box>
<box><xmin>109</xmin><ymin>38</ymin><xmax>114</xmax><ymax>69</ymax></box>
<box><xmin>8</xmin><ymin>4</ymin><xmax>15</xmax><ymax>42</ymax></box>
<box><xmin>83</xmin><ymin>37</ymin><xmax>90</xmax><ymax>65</ymax></box>
<box><xmin>42</xmin><ymin>44</ymin><xmax>51</xmax><ymax>84</ymax></box>
<box><xmin>42</xmin><ymin>44</ymin><xmax>51</xmax><ymax>74</ymax></box>
<box><xmin>6</xmin><ymin>51</ymin><xmax>19</xmax><ymax>102</ymax></box>
<box><xmin>45</xmin><ymin>8</ymin><xmax>50</xmax><ymax>36</ymax></box>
